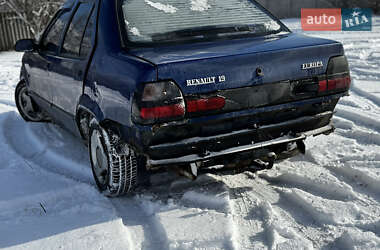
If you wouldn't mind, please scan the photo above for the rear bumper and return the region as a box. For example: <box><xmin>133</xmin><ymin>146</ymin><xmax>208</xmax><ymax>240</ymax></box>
<box><xmin>146</xmin><ymin>111</ymin><xmax>335</xmax><ymax>167</ymax></box>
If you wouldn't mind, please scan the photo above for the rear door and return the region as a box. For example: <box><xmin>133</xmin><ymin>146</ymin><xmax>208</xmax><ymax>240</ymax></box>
<box><xmin>49</xmin><ymin>1</ymin><xmax>97</xmax><ymax>115</ymax></box>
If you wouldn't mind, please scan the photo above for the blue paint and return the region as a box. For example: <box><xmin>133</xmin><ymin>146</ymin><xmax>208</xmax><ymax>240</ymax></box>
<box><xmin>19</xmin><ymin>0</ymin><xmax>349</xmax><ymax>154</ymax></box>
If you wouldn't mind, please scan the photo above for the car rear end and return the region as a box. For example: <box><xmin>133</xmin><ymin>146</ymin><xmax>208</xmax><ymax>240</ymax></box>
<box><xmin>118</xmin><ymin>0</ymin><xmax>351</xmax><ymax>172</ymax></box>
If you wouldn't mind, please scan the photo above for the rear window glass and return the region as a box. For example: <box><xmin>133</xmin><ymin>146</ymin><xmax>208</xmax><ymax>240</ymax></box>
<box><xmin>121</xmin><ymin>0</ymin><xmax>285</xmax><ymax>44</ymax></box>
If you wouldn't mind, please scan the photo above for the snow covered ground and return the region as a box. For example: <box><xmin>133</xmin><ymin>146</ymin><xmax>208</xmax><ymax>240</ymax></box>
<box><xmin>1</xmin><ymin>18</ymin><xmax>380</xmax><ymax>249</ymax></box>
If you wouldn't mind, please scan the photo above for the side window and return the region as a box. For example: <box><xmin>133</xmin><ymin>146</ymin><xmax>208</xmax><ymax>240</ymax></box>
<box><xmin>62</xmin><ymin>3</ymin><xmax>94</xmax><ymax>58</ymax></box>
<box><xmin>80</xmin><ymin>8</ymin><xmax>96</xmax><ymax>58</ymax></box>
<box><xmin>41</xmin><ymin>11</ymin><xmax>71</xmax><ymax>55</ymax></box>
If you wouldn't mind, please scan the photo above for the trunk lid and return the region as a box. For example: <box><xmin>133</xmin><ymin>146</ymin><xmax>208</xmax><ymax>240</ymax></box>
<box><xmin>129</xmin><ymin>33</ymin><xmax>344</xmax><ymax>96</ymax></box>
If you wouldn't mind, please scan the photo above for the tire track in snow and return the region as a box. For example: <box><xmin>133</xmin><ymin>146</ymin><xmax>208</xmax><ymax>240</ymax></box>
<box><xmin>224</xmin><ymin>173</ymin><xmax>316</xmax><ymax>249</ymax></box>
<box><xmin>228</xmin><ymin>184</ymin><xmax>267</xmax><ymax>249</ymax></box>
<box><xmin>295</xmin><ymin>164</ymin><xmax>380</xmax><ymax>239</ymax></box>
<box><xmin>254</xmin><ymin>165</ymin><xmax>347</xmax><ymax>247</ymax></box>
<box><xmin>255</xmin><ymin>164</ymin><xmax>380</xmax><ymax>248</ymax></box>
<box><xmin>111</xmin><ymin>197</ymin><xmax>170</xmax><ymax>250</ymax></box>
<box><xmin>234</xmin><ymin>156</ymin><xmax>380</xmax><ymax>248</ymax></box>
<box><xmin>0</xmin><ymin>183</ymin><xmax>112</xmax><ymax>224</ymax></box>
<box><xmin>277</xmin><ymin>188</ymin><xmax>367</xmax><ymax>227</ymax></box>
<box><xmin>325</xmin><ymin>165</ymin><xmax>380</xmax><ymax>204</ymax></box>
<box><xmin>351</xmin><ymin>84</ymin><xmax>380</xmax><ymax>109</ymax></box>
<box><xmin>224</xmin><ymin>173</ymin><xmax>285</xmax><ymax>249</ymax></box>
<box><xmin>260</xmin><ymin>171</ymin><xmax>356</xmax><ymax>202</ymax></box>
<box><xmin>336</xmin><ymin>129</ymin><xmax>380</xmax><ymax>147</ymax></box>
<box><xmin>338</xmin><ymin>91</ymin><xmax>380</xmax><ymax>115</ymax></box>
<box><xmin>2</xmin><ymin>111</ymin><xmax>94</xmax><ymax>185</ymax></box>
<box><xmin>270</xmin><ymin>188</ymin><xmax>340</xmax><ymax>249</ymax></box>
<box><xmin>167</xmin><ymin>176</ymin><xmax>238</xmax><ymax>249</ymax></box>
<box><xmin>303</xmin><ymin>130</ymin><xmax>380</xmax><ymax>206</ymax></box>
<box><xmin>257</xmin><ymin>198</ymin><xmax>315</xmax><ymax>250</ymax></box>
<box><xmin>112</xmin><ymin>175</ymin><xmax>237</xmax><ymax>250</ymax></box>
<box><xmin>335</xmin><ymin>107</ymin><xmax>380</xmax><ymax>132</ymax></box>
<box><xmin>304</xmin><ymin>148</ymin><xmax>380</xmax><ymax>218</ymax></box>
<box><xmin>356</xmin><ymin>220</ymin><xmax>380</xmax><ymax>238</ymax></box>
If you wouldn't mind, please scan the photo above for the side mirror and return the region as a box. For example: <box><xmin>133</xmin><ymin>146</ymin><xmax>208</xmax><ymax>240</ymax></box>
<box><xmin>15</xmin><ymin>39</ymin><xmax>37</xmax><ymax>52</ymax></box>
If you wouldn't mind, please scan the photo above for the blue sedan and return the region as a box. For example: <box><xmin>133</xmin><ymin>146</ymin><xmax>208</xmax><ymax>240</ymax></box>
<box><xmin>14</xmin><ymin>0</ymin><xmax>351</xmax><ymax>196</ymax></box>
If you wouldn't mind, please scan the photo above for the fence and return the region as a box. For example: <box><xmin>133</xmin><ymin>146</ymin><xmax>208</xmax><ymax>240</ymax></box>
<box><xmin>0</xmin><ymin>12</ymin><xmax>32</xmax><ymax>51</ymax></box>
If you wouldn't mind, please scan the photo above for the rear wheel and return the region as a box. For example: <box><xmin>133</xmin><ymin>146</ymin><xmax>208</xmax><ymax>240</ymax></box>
<box><xmin>15</xmin><ymin>81</ymin><xmax>45</xmax><ymax>122</ymax></box>
<box><xmin>89</xmin><ymin>119</ymin><xmax>138</xmax><ymax>197</ymax></box>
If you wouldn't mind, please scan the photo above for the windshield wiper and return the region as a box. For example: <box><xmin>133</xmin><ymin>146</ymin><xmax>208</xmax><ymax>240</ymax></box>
<box><xmin>152</xmin><ymin>24</ymin><xmax>282</xmax><ymax>42</ymax></box>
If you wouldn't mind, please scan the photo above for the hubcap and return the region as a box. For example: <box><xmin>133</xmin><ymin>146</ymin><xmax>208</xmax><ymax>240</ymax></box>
<box><xmin>91</xmin><ymin>130</ymin><xmax>109</xmax><ymax>186</ymax></box>
<box><xmin>18</xmin><ymin>87</ymin><xmax>41</xmax><ymax>121</ymax></box>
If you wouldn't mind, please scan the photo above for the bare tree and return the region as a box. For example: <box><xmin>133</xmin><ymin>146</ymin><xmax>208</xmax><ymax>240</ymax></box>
<box><xmin>0</xmin><ymin>0</ymin><xmax>64</xmax><ymax>38</ymax></box>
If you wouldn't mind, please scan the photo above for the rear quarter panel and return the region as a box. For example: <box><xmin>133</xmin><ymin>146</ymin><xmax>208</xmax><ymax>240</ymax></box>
<box><xmin>82</xmin><ymin>0</ymin><xmax>156</xmax><ymax>128</ymax></box>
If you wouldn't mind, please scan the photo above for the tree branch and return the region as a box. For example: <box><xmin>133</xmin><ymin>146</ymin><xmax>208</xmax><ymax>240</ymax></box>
<box><xmin>1</xmin><ymin>0</ymin><xmax>63</xmax><ymax>37</ymax></box>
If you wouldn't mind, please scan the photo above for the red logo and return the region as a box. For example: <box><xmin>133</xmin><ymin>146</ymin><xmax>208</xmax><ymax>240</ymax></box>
<box><xmin>301</xmin><ymin>9</ymin><xmax>342</xmax><ymax>31</ymax></box>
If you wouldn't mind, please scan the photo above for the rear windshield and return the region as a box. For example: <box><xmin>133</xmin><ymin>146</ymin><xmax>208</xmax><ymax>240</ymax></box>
<box><xmin>121</xmin><ymin>0</ymin><xmax>287</xmax><ymax>45</ymax></box>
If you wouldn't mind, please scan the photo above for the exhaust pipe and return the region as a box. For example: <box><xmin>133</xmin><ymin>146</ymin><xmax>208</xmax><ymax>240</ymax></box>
<box><xmin>250</xmin><ymin>152</ymin><xmax>277</xmax><ymax>171</ymax></box>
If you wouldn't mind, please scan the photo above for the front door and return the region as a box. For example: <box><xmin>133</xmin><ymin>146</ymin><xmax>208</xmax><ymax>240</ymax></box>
<box><xmin>27</xmin><ymin>10</ymin><xmax>72</xmax><ymax>105</ymax></box>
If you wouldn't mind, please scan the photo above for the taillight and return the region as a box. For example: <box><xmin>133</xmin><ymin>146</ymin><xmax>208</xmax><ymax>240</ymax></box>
<box><xmin>186</xmin><ymin>96</ymin><xmax>226</xmax><ymax>113</ymax></box>
<box><xmin>132</xmin><ymin>81</ymin><xmax>185</xmax><ymax>124</ymax></box>
<box><xmin>318</xmin><ymin>80</ymin><xmax>327</xmax><ymax>92</ymax></box>
<box><xmin>140</xmin><ymin>104</ymin><xmax>185</xmax><ymax>119</ymax></box>
<box><xmin>319</xmin><ymin>56</ymin><xmax>351</xmax><ymax>94</ymax></box>
<box><xmin>327</xmin><ymin>76</ymin><xmax>351</xmax><ymax>90</ymax></box>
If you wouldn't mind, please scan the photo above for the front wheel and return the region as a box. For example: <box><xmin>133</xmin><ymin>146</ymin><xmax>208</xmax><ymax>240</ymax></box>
<box><xmin>15</xmin><ymin>81</ymin><xmax>46</xmax><ymax>122</ymax></box>
<box><xmin>89</xmin><ymin>119</ymin><xmax>139</xmax><ymax>197</ymax></box>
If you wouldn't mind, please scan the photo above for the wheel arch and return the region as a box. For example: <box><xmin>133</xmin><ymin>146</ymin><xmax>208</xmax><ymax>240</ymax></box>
<box><xmin>76</xmin><ymin>94</ymin><xmax>125</xmax><ymax>142</ymax></box>
<box><xmin>76</xmin><ymin>94</ymin><xmax>104</xmax><ymax>141</ymax></box>
<box><xmin>19</xmin><ymin>64</ymin><xmax>29</xmax><ymax>85</ymax></box>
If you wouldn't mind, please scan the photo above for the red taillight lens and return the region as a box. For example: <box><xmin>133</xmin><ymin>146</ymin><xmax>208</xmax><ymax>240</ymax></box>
<box><xmin>140</xmin><ymin>104</ymin><xmax>185</xmax><ymax>119</ymax></box>
<box><xmin>328</xmin><ymin>78</ymin><xmax>337</xmax><ymax>90</ymax></box>
<box><xmin>319</xmin><ymin>56</ymin><xmax>351</xmax><ymax>94</ymax></box>
<box><xmin>318</xmin><ymin>80</ymin><xmax>327</xmax><ymax>92</ymax></box>
<box><xmin>186</xmin><ymin>96</ymin><xmax>226</xmax><ymax>113</ymax></box>
<box><xmin>132</xmin><ymin>81</ymin><xmax>185</xmax><ymax>124</ymax></box>
<box><xmin>327</xmin><ymin>76</ymin><xmax>351</xmax><ymax>91</ymax></box>
<box><xmin>319</xmin><ymin>76</ymin><xmax>350</xmax><ymax>93</ymax></box>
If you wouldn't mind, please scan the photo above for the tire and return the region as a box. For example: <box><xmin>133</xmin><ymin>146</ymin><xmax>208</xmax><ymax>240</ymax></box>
<box><xmin>89</xmin><ymin>119</ymin><xmax>138</xmax><ymax>197</ymax></box>
<box><xmin>15</xmin><ymin>81</ymin><xmax>46</xmax><ymax>122</ymax></box>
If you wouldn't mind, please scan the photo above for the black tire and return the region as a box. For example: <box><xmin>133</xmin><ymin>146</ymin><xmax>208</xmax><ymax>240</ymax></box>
<box><xmin>89</xmin><ymin>119</ymin><xmax>138</xmax><ymax>197</ymax></box>
<box><xmin>15</xmin><ymin>81</ymin><xmax>45</xmax><ymax>122</ymax></box>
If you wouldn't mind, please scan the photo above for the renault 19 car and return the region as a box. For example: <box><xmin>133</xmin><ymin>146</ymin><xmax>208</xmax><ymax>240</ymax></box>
<box><xmin>14</xmin><ymin>0</ymin><xmax>351</xmax><ymax>196</ymax></box>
